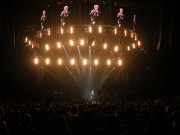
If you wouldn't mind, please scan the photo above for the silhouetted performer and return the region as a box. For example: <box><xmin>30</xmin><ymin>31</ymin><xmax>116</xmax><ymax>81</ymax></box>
<box><xmin>117</xmin><ymin>8</ymin><xmax>124</xmax><ymax>27</ymax></box>
<box><xmin>90</xmin><ymin>5</ymin><xmax>100</xmax><ymax>25</ymax></box>
<box><xmin>40</xmin><ymin>10</ymin><xmax>47</xmax><ymax>31</ymax></box>
<box><xmin>90</xmin><ymin>90</ymin><xmax>95</xmax><ymax>103</ymax></box>
<box><xmin>60</xmin><ymin>6</ymin><xmax>70</xmax><ymax>26</ymax></box>
<box><xmin>133</xmin><ymin>15</ymin><xmax>136</xmax><ymax>32</ymax></box>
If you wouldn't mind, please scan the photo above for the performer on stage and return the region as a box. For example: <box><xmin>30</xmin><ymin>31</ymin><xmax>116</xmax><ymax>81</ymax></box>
<box><xmin>90</xmin><ymin>5</ymin><xmax>100</xmax><ymax>25</ymax></box>
<box><xmin>90</xmin><ymin>90</ymin><xmax>95</xmax><ymax>101</ymax></box>
<box><xmin>133</xmin><ymin>15</ymin><xmax>136</xmax><ymax>32</ymax></box>
<box><xmin>40</xmin><ymin>10</ymin><xmax>47</xmax><ymax>31</ymax></box>
<box><xmin>117</xmin><ymin>8</ymin><xmax>124</xmax><ymax>27</ymax></box>
<box><xmin>60</xmin><ymin>5</ymin><xmax>70</xmax><ymax>26</ymax></box>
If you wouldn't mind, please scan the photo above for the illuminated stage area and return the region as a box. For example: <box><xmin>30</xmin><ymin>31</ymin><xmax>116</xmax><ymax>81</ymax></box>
<box><xmin>24</xmin><ymin>25</ymin><xmax>143</xmax><ymax>97</ymax></box>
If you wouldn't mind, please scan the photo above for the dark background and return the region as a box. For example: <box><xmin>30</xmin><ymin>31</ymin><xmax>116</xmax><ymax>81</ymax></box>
<box><xmin>0</xmin><ymin>0</ymin><xmax>179</xmax><ymax>98</ymax></box>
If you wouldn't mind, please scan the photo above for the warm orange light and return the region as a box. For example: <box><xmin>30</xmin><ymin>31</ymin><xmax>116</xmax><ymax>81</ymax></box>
<box><xmin>131</xmin><ymin>32</ymin><xmax>133</xmax><ymax>38</ymax></box>
<box><xmin>57</xmin><ymin>42</ymin><xmax>61</xmax><ymax>48</ymax></box>
<box><xmin>69</xmin><ymin>40</ymin><xmax>74</xmax><ymax>46</ymax></box>
<box><xmin>107</xmin><ymin>59</ymin><xmax>111</xmax><ymax>65</ymax></box>
<box><xmin>25</xmin><ymin>37</ymin><xmax>28</xmax><ymax>42</ymax></box>
<box><xmin>127</xmin><ymin>46</ymin><xmax>130</xmax><ymax>51</ymax></box>
<box><xmin>34</xmin><ymin>58</ymin><xmax>39</xmax><ymax>64</ymax></box>
<box><xmin>45</xmin><ymin>44</ymin><xmax>49</xmax><ymax>50</ymax></box>
<box><xmin>83</xmin><ymin>59</ymin><xmax>87</xmax><ymax>65</ymax></box>
<box><xmin>58</xmin><ymin>59</ymin><xmax>62</xmax><ymax>65</ymax></box>
<box><xmin>132</xmin><ymin>43</ymin><xmax>135</xmax><ymax>48</ymax></box>
<box><xmin>70</xmin><ymin>27</ymin><xmax>73</xmax><ymax>34</ymax></box>
<box><xmin>47</xmin><ymin>28</ymin><xmax>50</xmax><ymax>36</ymax></box>
<box><xmin>45</xmin><ymin>58</ymin><xmax>50</xmax><ymax>65</ymax></box>
<box><xmin>114</xmin><ymin>28</ymin><xmax>117</xmax><ymax>34</ymax></box>
<box><xmin>89</xmin><ymin>26</ymin><xmax>92</xmax><ymax>33</ymax></box>
<box><xmin>138</xmin><ymin>41</ymin><xmax>141</xmax><ymax>46</ymax></box>
<box><xmin>40</xmin><ymin>32</ymin><xmax>42</xmax><ymax>38</ymax></box>
<box><xmin>28</xmin><ymin>40</ymin><xmax>31</xmax><ymax>45</ymax></box>
<box><xmin>92</xmin><ymin>41</ymin><xmax>95</xmax><ymax>46</ymax></box>
<box><xmin>124</xmin><ymin>30</ymin><xmax>127</xmax><ymax>36</ymax></box>
<box><xmin>114</xmin><ymin>46</ymin><xmax>118</xmax><ymax>52</ymax></box>
<box><xmin>61</xmin><ymin>28</ymin><xmax>64</xmax><ymax>34</ymax></box>
<box><xmin>118</xmin><ymin>59</ymin><xmax>122</xmax><ymax>66</ymax></box>
<box><xmin>103</xmin><ymin>43</ymin><xmax>107</xmax><ymax>49</ymax></box>
<box><xmin>80</xmin><ymin>39</ymin><xmax>85</xmax><ymax>46</ymax></box>
<box><xmin>98</xmin><ymin>26</ymin><xmax>102</xmax><ymax>33</ymax></box>
<box><xmin>71</xmin><ymin>58</ymin><xmax>75</xmax><ymax>65</ymax></box>
<box><xmin>94</xmin><ymin>59</ymin><xmax>98</xmax><ymax>65</ymax></box>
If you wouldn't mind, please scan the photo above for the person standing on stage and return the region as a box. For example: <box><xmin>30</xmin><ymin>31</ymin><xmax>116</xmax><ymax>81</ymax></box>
<box><xmin>60</xmin><ymin>5</ymin><xmax>70</xmax><ymax>26</ymax></box>
<box><xmin>90</xmin><ymin>4</ymin><xmax>100</xmax><ymax>25</ymax></box>
<box><xmin>117</xmin><ymin>8</ymin><xmax>124</xmax><ymax>27</ymax></box>
<box><xmin>90</xmin><ymin>90</ymin><xmax>95</xmax><ymax>101</ymax></box>
<box><xmin>40</xmin><ymin>10</ymin><xmax>47</xmax><ymax>31</ymax></box>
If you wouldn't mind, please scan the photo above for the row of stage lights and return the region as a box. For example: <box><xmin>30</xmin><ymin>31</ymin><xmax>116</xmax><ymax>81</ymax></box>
<box><xmin>25</xmin><ymin>38</ymin><xmax>141</xmax><ymax>51</ymax></box>
<box><xmin>34</xmin><ymin>26</ymin><xmax>137</xmax><ymax>38</ymax></box>
<box><xmin>34</xmin><ymin>57</ymin><xmax>122</xmax><ymax>66</ymax></box>
<box><xmin>42</xmin><ymin>41</ymin><xmax>140</xmax><ymax>51</ymax></box>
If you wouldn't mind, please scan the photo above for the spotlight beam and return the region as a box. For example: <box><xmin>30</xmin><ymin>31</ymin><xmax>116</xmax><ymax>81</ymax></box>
<box><xmin>77</xmin><ymin>46</ymin><xmax>83</xmax><ymax>60</ymax></box>
<box><xmin>65</xmin><ymin>67</ymin><xmax>78</xmax><ymax>83</ymax></box>
<box><xmin>96</xmin><ymin>67</ymin><xmax>115</xmax><ymax>91</ymax></box>
<box><xmin>75</xmin><ymin>63</ymin><xmax>81</xmax><ymax>77</ymax></box>
<box><xmin>41</xmin><ymin>67</ymin><xmax>62</xmax><ymax>82</ymax></box>
<box><xmin>63</xmin><ymin>46</ymin><xmax>70</xmax><ymax>60</ymax></box>
<box><xmin>89</xmin><ymin>45</ymin><xmax>91</xmax><ymax>64</ymax></box>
